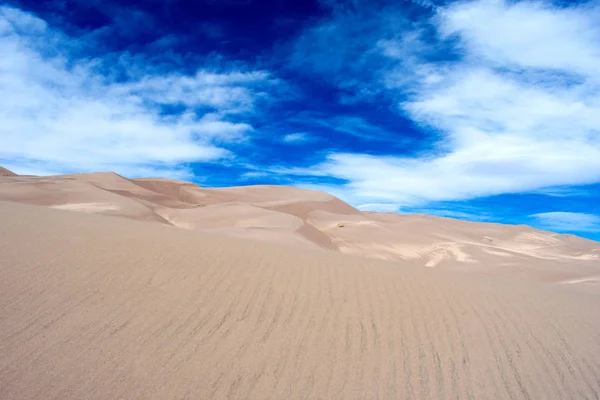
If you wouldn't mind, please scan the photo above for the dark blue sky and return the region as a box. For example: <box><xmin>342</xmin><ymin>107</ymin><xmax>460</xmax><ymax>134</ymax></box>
<box><xmin>2</xmin><ymin>0</ymin><xmax>600</xmax><ymax>240</ymax></box>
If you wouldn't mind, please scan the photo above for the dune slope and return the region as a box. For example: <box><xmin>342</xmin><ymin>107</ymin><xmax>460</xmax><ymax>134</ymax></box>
<box><xmin>0</xmin><ymin>170</ymin><xmax>599</xmax><ymax>288</ymax></box>
<box><xmin>1</xmin><ymin>201</ymin><xmax>600</xmax><ymax>399</ymax></box>
<box><xmin>0</xmin><ymin>167</ymin><xmax>17</xmax><ymax>176</ymax></box>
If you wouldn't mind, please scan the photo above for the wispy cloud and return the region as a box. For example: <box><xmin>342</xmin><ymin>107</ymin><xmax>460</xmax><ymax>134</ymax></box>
<box><xmin>122</xmin><ymin>70</ymin><xmax>276</xmax><ymax>113</ymax></box>
<box><xmin>282</xmin><ymin>132</ymin><xmax>311</xmax><ymax>143</ymax></box>
<box><xmin>284</xmin><ymin>114</ymin><xmax>403</xmax><ymax>142</ymax></box>
<box><xmin>240</xmin><ymin>171</ymin><xmax>270</xmax><ymax>180</ymax></box>
<box><xmin>0</xmin><ymin>6</ymin><xmax>275</xmax><ymax>177</ymax></box>
<box><xmin>288</xmin><ymin>0</ymin><xmax>600</xmax><ymax>208</ymax></box>
<box><xmin>532</xmin><ymin>212</ymin><xmax>600</xmax><ymax>233</ymax></box>
<box><xmin>327</xmin><ymin>116</ymin><xmax>397</xmax><ymax>141</ymax></box>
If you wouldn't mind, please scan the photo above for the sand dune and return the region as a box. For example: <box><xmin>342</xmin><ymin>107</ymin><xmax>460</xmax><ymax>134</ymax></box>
<box><xmin>0</xmin><ymin>167</ymin><xmax>17</xmax><ymax>176</ymax></box>
<box><xmin>1</xmin><ymin>169</ymin><xmax>598</xmax><ymax>287</ymax></box>
<box><xmin>1</xmin><ymin>201</ymin><xmax>600</xmax><ymax>399</ymax></box>
<box><xmin>2</xmin><ymin>169</ymin><xmax>600</xmax><ymax>398</ymax></box>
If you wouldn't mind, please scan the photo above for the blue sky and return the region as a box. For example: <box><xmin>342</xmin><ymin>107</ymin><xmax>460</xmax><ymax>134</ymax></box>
<box><xmin>2</xmin><ymin>0</ymin><xmax>600</xmax><ymax>240</ymax></box>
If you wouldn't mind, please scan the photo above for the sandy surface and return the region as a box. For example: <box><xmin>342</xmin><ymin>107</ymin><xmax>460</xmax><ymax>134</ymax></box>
<box><xmin>1</xmin><ymin>201</ymin><xmax>600</xmax><ymax>399</ymax></box>
<box><xmin>1</xmin><ymin>168</ymin><xmax>600</xmax><ymax>399</ymax></box>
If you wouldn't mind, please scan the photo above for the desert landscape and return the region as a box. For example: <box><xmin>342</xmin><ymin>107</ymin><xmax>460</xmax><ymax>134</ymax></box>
<box><xmin>1</xmin><ymin>167</ymin><xmax>600</xmax><ymax>399</ymax></box>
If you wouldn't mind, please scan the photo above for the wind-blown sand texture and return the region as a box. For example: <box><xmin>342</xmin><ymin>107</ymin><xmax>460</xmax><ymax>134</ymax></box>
<box><xmin>1</xmin><ymin>168</ymin><xmax>600</xmax><ymax>399</ymax></box>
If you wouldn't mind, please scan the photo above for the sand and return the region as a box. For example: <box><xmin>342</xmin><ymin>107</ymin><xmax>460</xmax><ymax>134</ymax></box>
<box><xmin>1</xmin><ymin>168</ymin><xmax>600</xmax><ymax>399</ymax></box>
<box><xmin>0</xmin><ymin>167</ymin><xmax>17</xmax><ymax>176</ymax></box>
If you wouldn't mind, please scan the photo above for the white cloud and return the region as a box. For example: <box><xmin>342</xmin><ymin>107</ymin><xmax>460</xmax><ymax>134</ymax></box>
<box><xmin>282</xmin><ymin>132</ymin><xmax>311</xmax><ymax>143</ymax></box>
<box><xmin>532</xmin><ymin>212</ymin><xmax>600</xmax><ymax>233</ymax></box>
<box><xmin>438</xmin><ymin>0</ymin><xmax>600</xmax><ymax>76</ymax></box>
<box><xmin>291</xmin><ymin>0</ymin><xmax>600</xmax><ymax>208</ymax></box>
<box><xmin>0</xmin><ymin>6</ymin><xmax>273</xmax><ymax>177</ymax></box>
<box><xmin>122</xmin><ymin>70</ymin><xmax>276</xmax><ymax>113</ymax></box>
<box><xmin>240</xmin><ymin>171</ymin><xmax>269</xmax><ymax>179</ymax></box>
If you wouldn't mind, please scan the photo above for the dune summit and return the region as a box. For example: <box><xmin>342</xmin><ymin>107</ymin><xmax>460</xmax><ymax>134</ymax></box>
<box><xmin>1</xmin><ymin>168</ymin><xmax>600</xmax><ymax>399</ymax></box>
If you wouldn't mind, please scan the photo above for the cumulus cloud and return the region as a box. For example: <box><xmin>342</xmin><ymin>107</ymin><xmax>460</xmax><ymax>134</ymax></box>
<box><xmin>0</xmin><ymin>6</ymin><xmax>274</xmax><ymax>177</ymax></box>
<box><xmin>532</xmin><ymin>212</ymin><xmax>600</xmax><ymax>233</ymax></box>
<box><xmin>290</xmin><ymin>0</ymin><xmax>600</xmax><ymax>208</ymax></box>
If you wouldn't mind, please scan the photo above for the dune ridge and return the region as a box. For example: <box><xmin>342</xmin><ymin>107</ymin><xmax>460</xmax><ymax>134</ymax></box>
<box><xmin>1</xmin><ymin>168</ymin><xmax>598</xmax><ymax>287</ymax></box>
